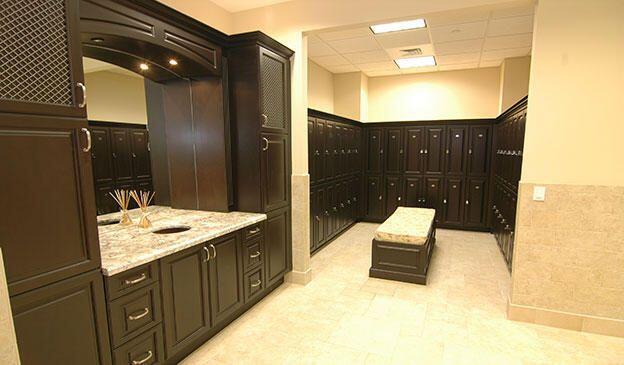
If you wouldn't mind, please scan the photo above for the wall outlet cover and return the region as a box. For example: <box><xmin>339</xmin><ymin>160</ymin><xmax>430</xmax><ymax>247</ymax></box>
<box><xmin>533</xmin><ymin>186</ymin><xmax>546</xmax><ymax>201</ymax></box>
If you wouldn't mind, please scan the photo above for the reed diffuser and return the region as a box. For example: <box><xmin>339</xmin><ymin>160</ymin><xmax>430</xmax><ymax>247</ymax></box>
<box><xmin>130</xmin><ymin>190</ymin><xmax>155</xmax><ymax>228</ymax></box>
<box><xmin>109</xmin><ymin>189</ymin><xmax>133</xmax><ymax>225</ymax></box>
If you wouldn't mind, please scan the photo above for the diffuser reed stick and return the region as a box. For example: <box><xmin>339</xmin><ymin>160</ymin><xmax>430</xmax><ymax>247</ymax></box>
<box><xmin>109</xmin><ymin>189</ymin><xmax>133</xmax><ymax>225</ymax></box>
<box><xmin>130</xmin><ymin>190</ymin><xmax>155</xmax><ymax>228</ymax></box>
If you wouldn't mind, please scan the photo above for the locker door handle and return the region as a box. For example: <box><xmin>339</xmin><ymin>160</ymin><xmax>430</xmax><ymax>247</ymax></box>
<box><xmin>315</xmin><ymin>216</ymin><xmax>320</xmax><ymax>221</ymax></box>
<box><xmin>324</xmin><ymin>211</ymin><xmax>329</xmax><ymax>216</ymax></box>
<box><xmin>424</xmin><ymin>149</ymin><xmax>428</xmax><ymax>154</ymax></box>
<box><xmin>399</xmin><ymin>149</ymin><xmax>403</xmax><ymax>154</ymax></box>
<box><xmin>397</xmin><ymin>196</ymin><xmax>401</xmax><ymax>201</ymax></box>
<box><xmin>465</xmin><ymin>200</ymin><xmax>470</xmax><ymax>205</ymax></box>
<box><xmin>468</xmin><ymin>149</ymin><xmax>473</xmax><ymax>155</ymax></box>
<box><xmin>378</xmin><ymin>195</ymin><xmax>382</xmax><ymax>200</ymax></box>
<box><xmin>446</xmin><ymin>149</ymin><xmax>449</xmax><ymax>154</ymax></box>
<box><xmin>420</xmin><ymin>149</ymin><xmax>423</xmax><ymax>154</ymax></box>
<box><xmin>315</xmin><ymin>150</ymin><xmax>320</xmax><ymax>156</ymax></box>
<box><xmin>380</xmin><ymin>149</ymin><xmax>384</xmax><ymax>154</ymax></box>
<box><xmin>443</xmin><ymin>199</ymin><xmax>447</xmax><ymax>204</ymax></box>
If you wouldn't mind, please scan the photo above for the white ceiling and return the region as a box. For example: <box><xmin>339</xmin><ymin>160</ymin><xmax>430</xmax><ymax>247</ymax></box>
<box><xmin>308</xmin><ymin>1</ymin><xmax>534</xmax><ymax>76</ymax></box>
<box><xmin>211</xmin><ymin>0</ymin><xmax>292</xmax><ymax>12</ymax></box>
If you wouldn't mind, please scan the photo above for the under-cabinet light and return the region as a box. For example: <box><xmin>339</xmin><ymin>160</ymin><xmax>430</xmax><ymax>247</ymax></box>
<box><xmin>370</xmin><ymin>19</ymin><xmax>426</xmax><ymax>34</ymax></box>
<box><xmin>139</xmin><ymin>63</ymin><xmax>149</xmax><ymax>71</ymax></box>
<box><xmin>394</xmin><ymin>56</ymin><xmax>436</xmax><ymax>69</ymax></box>
<box><xmin>168</xmin><ymin>59</ymin><xmax>178</xmax><ymax>66</ymax></box>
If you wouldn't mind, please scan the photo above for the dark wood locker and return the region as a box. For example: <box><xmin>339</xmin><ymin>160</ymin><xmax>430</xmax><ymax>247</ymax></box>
<box><xmin>404</xmin><ymin>176</ymin><xmax>423</xmax><ymax>207</ymax></box>
<box><xmin>423</xmin><ymin>177</ymin><xmax>442</xmax><ymax>222</ymax></box>
<box><xmin>265</xmin><ymin>207</ymin><xmax>290</xmax><ymax>286</ymax></box>
<box><xmin>315</xmin><ymin>119</ymin><xmax>326</xmax><ymax>181</ymax></box>
<box><xmin>160</xmin><ymin>244</ymin><xmax>212</xmax><ymax>357</ymax></box>
<box><xmin>384</xmin><ymin>176</ymin><xmax>403</xmax><ymax>217</ymax></box>
<box><xmin>95</xmin><ymin>184</ymin><xmax>117</xmax><ymax>215</ymax></box>
<box><xmin>365</xmin><ymin>176</ymin><xmax>384</xmax><ymax>219</ymax></box>
<box><xmin>354</xmin><ymin>128</ymin><xmax>362</xmax><ymax>172</ymax></box>
<box><xmin>347</xmin><ymin>127</ymin><xmax>356</xmax><ymax>174</ymax></box>
<box><xmin>366</xmin><ymin>128</ymin><xmax>383</xmax><ymax>173</ymax></box>
<box><xmin>405</xmin><ymin>127</ymin><xmax>424</xmax><ymax>174</ymax></box>
<box><xmin>331</xmin><ymin>181</ymin><xmax>341</xmax><ymax>233</ymax></box>
<box><xmin>465</xmin><ymin>178</ymin><xmax>487</xmax><ymax>227</ymax></box>
<box><xmin>312</xmin><ymin>187</ymin><xmax>325</xmax><ymax>249</ymax></box>
<box><xmin>445</xmin><ymin>126</ymin><xmax>467</xmax><ymax>175</ymax></box>
<box><xmin>350</xmin><ymin>177</ymin><xmax>361</xmax><ymax>220</ymax></box>
<box><xmin>338</xmin><ymin>126</ymin><xmax>347</xmax><ymax>175</ymax></box>
<box><xmin>130</xmin><ymin>129</ymin><xmax>151</xmax><ymax>180</ymax></box>
<box><xmin>90</xmin><ymin>127</ymin><xmax>114</xmax><ymax>185</ymax></box>
<box><xmin>325</xmin><ymin>122</ymin><xmax>335</xmax><ymax>178</ymax></box>
<box><xmin>308</xmin><ymin>118</ymin><xmax>315</xmax><ymax>183</ymax></box>
<box><xmin>424</xmin><ymin>127</ymin><xmax>445</xmax><ymax>175</ymax></box>
<box><xmin>261</xmin><ymin>133</ymin><xmax>289</xmax><ymax>211</ymax></box>
<box><xmin>468</xmin><ymin>125</ymin><xmax>490</xmax><ymax>176</ymax></box>
<box><xmin>338</xmin><ymin>181</ymin><xmax>348</xmax><ymax>228</ymax></box>
<box><xmin>323</xmin><ymin>184</ymin><xmax>334</xmax><ymax>239</ymax></box>
<box><xmin>385</xmin><ymin>128</ymin><xmax>404</xmax><ymax>174</ymax></box>
<box><xmin>209</xmin><ymin>233</ymin><xmax>243</xmax><ymax>324</ymax></box>
<box><xmin>11</xmin><ymin>270</ymin><xmax>112</xmax><ymax>365</ymax></box>
<box><xmin>259</xmin><ymin>47</ymin><xmax>290</xmax><ymax>133</ymax></box>
<box><xmin>111</xmin><ymin>128</ymin><xmax>134</xmax><ymax>183</ymax></box>
<box><xmin>442</xmin><ymin>178</ymin><xmax>464</xmax><ymax>226</ymax></box>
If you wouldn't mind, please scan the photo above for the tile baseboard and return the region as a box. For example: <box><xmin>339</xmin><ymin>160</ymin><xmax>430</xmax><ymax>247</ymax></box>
<box><xmin>286</xmin><ymin>268</ymin><xmax>312</xmax><ymax>285</ymax></box>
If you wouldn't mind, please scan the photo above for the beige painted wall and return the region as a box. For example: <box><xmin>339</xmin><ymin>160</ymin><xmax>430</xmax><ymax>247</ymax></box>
<box><xmin>307</xmin><ymin>60</ymin><xmax>334</xmax><ymax>113</ymax></box>
<box><xmin>157</xmin><ymin>0</ymin><xmax>233</xmax><ymax>34</ymax></box>
<box><xmin>334</xmin><ymin>72</ymin><xmax>364</xmax><ymax>121</ymax></box>
<box><xmin>499</xmin><ymin>56</ymin><xmax>530</xmax><ymax>113</ymax></box>
<box><xmin>85</xmin><ymin>71</ymin><xmax>148</xmax><ymax>124</ymax></box>
<box><xmin>367</xmin><ymin>67</ymin><xmax>501</xmax><ymax>122</ymax></box>
<box><xmin>521</xmin><ymin>0</ymin><xmax>624</xmax><ymax>186</ymax></box>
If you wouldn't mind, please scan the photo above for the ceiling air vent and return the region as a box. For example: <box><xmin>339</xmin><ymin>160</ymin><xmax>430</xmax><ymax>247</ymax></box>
<box><xmin>400</xmin><ymin>48</ymin><xmax>423</xmax><ymax>56</ymax></box>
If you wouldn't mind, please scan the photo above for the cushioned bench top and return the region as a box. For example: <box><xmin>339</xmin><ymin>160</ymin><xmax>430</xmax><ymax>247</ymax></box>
<box><xmin>374</xmin><ymin>207</ymin><xmax>435</xmax><ymax>245</ymax></box>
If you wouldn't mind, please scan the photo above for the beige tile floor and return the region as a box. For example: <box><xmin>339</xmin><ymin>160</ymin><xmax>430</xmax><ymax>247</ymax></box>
<box><xmin>181</xmin><ymin>223</ymin><xmax>624</xmax><ymax>365</ymax></box>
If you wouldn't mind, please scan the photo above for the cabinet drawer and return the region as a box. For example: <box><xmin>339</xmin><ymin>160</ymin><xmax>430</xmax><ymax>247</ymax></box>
<box><xmin>244</xmin><ymin>223</ymin><xmax>264</xmax><ymax>241</ymax></box>
<box><xmin>242</xmin><ymin>238</ymin><xmax>264</xmax><ymax>273</ymax></box>
<box><xmin>109</xmin><ymin>282</ymin><xmax>162</xmax><ymax>347</ymax></box>
<box><xmin>113</xmin><ymin>324</ymin><xmax>164</xmax><ymax>365</ymax></box>
<box><xmin>244</xmin><ymin>267</ymin><xmax>264</xmax><ymax>303</ymax></box>
<box><xmin>106</xmin><ymin>262</ymin><xmax>159</xmax><ymax>300</ymax></box>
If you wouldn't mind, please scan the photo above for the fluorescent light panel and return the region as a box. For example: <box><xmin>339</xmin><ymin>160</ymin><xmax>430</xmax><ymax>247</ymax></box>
<box><xmin>370</xmin><ymin>19</ymin><xmax>426</xmax><ymax>34</ymax></box>
<box><xmin>395</xmin><ymin>56</ymin><xmax>436</xmax><ymax>69</ymax></box>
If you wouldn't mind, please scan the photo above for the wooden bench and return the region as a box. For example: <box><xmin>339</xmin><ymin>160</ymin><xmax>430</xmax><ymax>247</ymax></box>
<box><xmin>369</xmin><ymin>207</ymin><xmax>436</xmax><ymax>285</ymax></box>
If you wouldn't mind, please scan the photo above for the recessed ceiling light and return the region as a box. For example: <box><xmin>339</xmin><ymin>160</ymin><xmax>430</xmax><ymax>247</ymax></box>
<box><xmin>139</xmin><ymin>63</ymin><xmax>149</xmax><ymax>71</ymax></box>
<box><xmin>370</xmin><ymin>19</ymin><xmax>426</xmax><ymax>34</ymax></box>
<box><xmin>168</xmin><ymin>59</ymin><xmax>178</xmax><ymax>66</ymax></box>
<box><xmin>395</xmin><ymin>56</ymin><xmax>436</xmax><ymax>69</ymax></box>
<box><xmin>91</xmin><ymin>37</ymin><xmax>104</xmax><ymax>43</ymax></box>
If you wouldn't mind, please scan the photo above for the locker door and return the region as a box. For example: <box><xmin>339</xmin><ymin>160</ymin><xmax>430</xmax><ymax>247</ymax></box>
<box><xmin>405</xmin><ymin>127</ymin><xmax>423</xmax><ymax>174</ymax></box>
<box><xmin>365</xmin><ymin>176</ymin><xmax>384</xmax><ymax>219</ymax></box>
<box><xmin>331</xmin><ymin>182</ymin><xmax>341</xmax><ymax>233</ymax></box>
<box><xmin>354</xmin><ymin>128</ymin><xmax>362</xmax><ymax>173</ymax></box>
<box><xmin>468</xmin><ymin>125</ymin><xmax>490</xmax><ymax>176</ymax></box>
<box><xmin>424</xmin><ymin>127</ymin><xmax>445</xmax><ymax>175</ymax></box>
<box><xmin>385</xmin><ymin>128</ymin><xmax>404</xmax><ymax>174</ymax></box>
<box><xmin>443</xmin><ymin>178</ymin><xmax>464</xmax><ymax>226</ymax></box>
<box><xmin>445</xmin><ymin>126</ymin><xmax>467</xmax><ymax>175</ymax></box>
<box><xmin>337</xmin><ymin>125</ymin><xmax>345</xmax><ymax>175</ymax></box>
<box><xmin>338</xmin><ymin>181</ymin><xmax>348</xmax><ymax>229</ymax></box>
<box><xmin>308</xmin><ymin>118</ymin><xmax>315</xmax><ymax>183</ymax></box>
<box><xmin>465</xmin><ymin>179</ymin><xmax>487</xmax><ymax>227</ymax></box>
<box><xmin>384</xmin><ymin>176</ymin><xmax>403</xmax><ymax>217</ymax></box>
<box><xmin>316</xmin><ymin>187</ymin><xmax>326</xmax><ymax>244</ymax></box>
<box><xmin>366</xmin><ymin>128</ymin><xmax>383</xmax><ymax>173</ymax></box>
<box><xmin>324</xmin><ymin>184</ymin><xmax>334</xmax><ymax>238</ymax></box>
<box><xmin>316</xmin><ymin>119</ymin><xmax>326</xmax><ymax>181</ymax></box>
<box><xmin>310</xmin><ymin>188</ymin><xmax>317</xmax><ymax>250</ymax></box>
<box><xmin>351</xmin><ymin>176</ymin><xmax>361</xmax><ymax>220</ymax></box>
<box><xmin>424</xmin><ymin>177</ymin><xmax>442</xmax><ymax>222</ymax></box>
<box><xmin>404</xmin><ymin>177</ymin><xmax>423</xmax><ymax>207</ymax></box>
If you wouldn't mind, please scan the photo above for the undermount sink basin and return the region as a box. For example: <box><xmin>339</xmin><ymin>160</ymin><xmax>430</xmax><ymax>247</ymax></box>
<box><xmin>152</xmin><ymin>225</ymin><xmax>191</xmax><ymax>234</ymax></box>
<box><xmin>98</xmin><ymin>218</ymin><xmax>120</xmax><ymax>226</ymax></box>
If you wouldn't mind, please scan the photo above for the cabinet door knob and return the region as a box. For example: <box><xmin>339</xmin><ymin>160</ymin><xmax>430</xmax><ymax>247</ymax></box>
<box><xmin>77</xmin><ymin>82</ymin><xmax>87</xmax><ymax>108</ymax></box>
<box><xmin>262</xmin><ymin>137</ymin><xmax>269</xmax><ymax>151</ymax></box>
<box><xmin>81</xmin><ymin>128</ymin><xmax>92</xmax><ymax>152</ymax></box>
<box><xmin>203</xmin><ymin>246</ymin><xmax>211</xmax><ymax>262</ymax></box>
<box><xmin>210</xmin><ymin>244</ymin><xmax>217</xmax><ymax>259</ymax></box>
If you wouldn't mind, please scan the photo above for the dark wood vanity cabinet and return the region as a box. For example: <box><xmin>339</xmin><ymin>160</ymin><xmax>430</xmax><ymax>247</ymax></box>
<box><xmin>209</xmin><ymin>233</ymin><xmax>244</xmax><ymax>323</ymax></box>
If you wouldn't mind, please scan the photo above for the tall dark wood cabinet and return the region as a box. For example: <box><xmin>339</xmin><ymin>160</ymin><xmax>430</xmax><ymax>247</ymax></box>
<box><xmin>0</xmin><ymin>1</ymin><xmax>112</xmax><ymax>364</ymax></box>
<box><xmin>228</xmin><ymin>32</ymin><xmax>293</xmax><ymax>280</ymax></box>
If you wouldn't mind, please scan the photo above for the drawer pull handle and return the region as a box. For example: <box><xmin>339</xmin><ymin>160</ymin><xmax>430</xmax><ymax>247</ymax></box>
<box><xmin>251</xmin><ymin>279</ymin><xmax>262</xmax><ymax>288</ymax></box>
<box><xmin>132</xmin><ymin>350</ymin><xmax>153</xmax><ymax>365</ymax></box>
<box><xmin>248</xmin><ymin>227</ymin><xmax>260</xmax><ymax>234</ymax></box>
<box><xmin>250</xmin><ymin>251</ymin><xmax>261</xmax><ymax>258</ymax></box>
<box><xmin>124</xmin><ymin>273</ymin><xmax>147</xmax><ymax>285</ymax></box>
<box><xmin>128</xmin><ymin>307</ymin><xmax>150</xmax><ymax>321</ymax></box>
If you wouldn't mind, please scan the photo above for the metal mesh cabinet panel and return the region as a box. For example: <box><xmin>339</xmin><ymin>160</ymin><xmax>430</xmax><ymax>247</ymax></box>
<box><xmin>260</xmin><ymin>51</ymin><xmax>286</xmax><ymax>130</ymax></box>
<box><xmin>0</xmin><ymin>0</ymin><xmax>73</xmax><ymax>106</ymax></box>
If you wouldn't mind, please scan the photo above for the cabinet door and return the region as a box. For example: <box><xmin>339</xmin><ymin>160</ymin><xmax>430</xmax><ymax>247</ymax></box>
<box><xmin>265</xmin><ymin>207</ymin><xmax>290</xmax><ymax>286</ymax></box>
<box><xmin>12</xmin><ymin>270</ymin><xmax>112</xmax><ymax>365</ymax></box>
<box><xmin>0</xmin><ymin>116</ymin><xmax>100</xmax><ymax>295</ymax></box>
<box><xmin>95</xmin><ymin>184</ymin><xmax>117</xmax><ymax>215</ymax></box>
<box><xmin>209</xmin><ymin>233</ymin><xmax>243</xmax><ymax>324</ymax></box>
<box><xmin>445</xmin><ymin>127</ymin><xmax>467</xmax><ymax>175</ymax></box>
<box><xmin>365</xmin><ymin>176</ymin><xmax>384</xmax><ymax>219</ymax></box>
<box><xmin>259</xmin><ymin>47</ymin><xmax>289</xmax><ymax>133</ymax></box>
<box><xmin>423</xmin><ymin>177</ymin><xmax>442</xmax><ymax>222</ymax></box>
<box><xmin>130</xmin><ymin>129</ymin><xmax>151</xmax><ymax>180</ymax></box>
<box><xmin>161</xmin><ymin>244</ymin><xmax>212</xmax><ymax>357</ymax></box>
<box><xmin>261</xmin><ymin>133</ymin><xmax>289</xmax><ymax>211</ymax></box>
<box><xmin>385</xmin><ymin>176</ymin><xmax>403</xmax><ymax>217</ymax></box>
<box><xmin>0</xmin><ymin>0</ymin><xmax>86</xmax><ymax>118</ymax></box>
<box><xmin>325</xmin><ymin>122</ymin><xmax>335</xmax><ymax>178</ymax></box>
<box><xmin>90</xmin><ymin>127</ymin><xmax>114</xmax><ymax>185</ymax></box>
<box><xmin>424</xmin><ymin>127</ymin><xmax>445</xmax><ymax>175</ymax></box>
<box><xmin>111</xmin><ymin>128</ymin><xmax>134</xmax><ymax>183</ymax></box>
<box><xmin>465</xmin><ymin>178</ymin><xmax>487</xmax><ymax>227</ymax></box>
<box><xmin>366</xmin><ymin>128</ymin><xmax>383</xmax><ymax>173</ymax></box>
<box><xmin>468</xmin><ymin>125</ymin><xmax>490</xmax><ymax>176</ymax></box>
<box><xmin>385</xmin><ymin>128</ymin><xmax>404</xmax><ymax>174</ymax></box>
<box><xmin>315</xmin><ymin>119</ymin><xmax>326</xmax><ymax>181</ymax></box>
<box><xmin>443</xmin><ymin>178</ymin><xmax>464</xmax><ymax>226</ymax></box>
<box><xmin>404</xmin><ymin>176</ymin><xmax>423</xmax><ymax>207</ymax></box>
<box><xmin>405</xmin><ymin>127</ymin><xmax>423</xmax><ymax>174</ymax></box>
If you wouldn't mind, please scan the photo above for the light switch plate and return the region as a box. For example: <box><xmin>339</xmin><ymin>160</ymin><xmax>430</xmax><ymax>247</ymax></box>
<box><xmin>533</xmin><ymin>186</ymin><xmax>546</xmax><ymax>201</ymax></box>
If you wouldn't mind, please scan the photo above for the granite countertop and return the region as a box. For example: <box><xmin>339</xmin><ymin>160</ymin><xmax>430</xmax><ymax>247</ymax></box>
<box><xmin>97</xmin><ymin>206</ymin><xmax>266</xmax><ymax>276</ymax></box>
<box><xmin>374</xmin><ymin>207</ymin><xmax>435</xmax><ymax>245</ymax></box>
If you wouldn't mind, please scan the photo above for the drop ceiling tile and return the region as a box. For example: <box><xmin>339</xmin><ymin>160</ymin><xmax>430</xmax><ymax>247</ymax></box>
<box><xmin>328</xmin><ymin>36</ymin><xmax>381</xmax><ymax>53</ymax></box>
<box><xmin>484</xmin><ymin>33</ymin><xmax>532</xmax><ymax>51</ymax></box>
<box><xmin>480</xmin><ymin>59</ymin><xmax>503</xmax><ymax>68</ymax></box>
<box><xmin>365</xmin><ymin>69</ymin><xmax>402</xmax><ymax>77</ymax></box>
<box><xmin>491</xmin><ymin>4</ymin><xmax>534</xmax><ymax>19</ymax></box>
<box><xmin>434</xmin><ymin>38</ymin><xmax>484</xmax><ymax>56</ymax></box>
<box><xmin>437</xmin><ymin>52</ymin><xmax>481</xmax><ymax>65</ymax></box>
<box><xmin>438</xmin><ymin>63</ymin><xmax>479</xmax><ymax>71</ymax></box>
<box><xmin>375</xmin><ymin>28</ymin><xmax>430</xmax><ymax>49</ymax></box>
<box><xmin>385</xmin><ymin>44</ymin><xmax>435</xmax><ymax>60</ymax></box>
<box><xmin>356</xmin><ymin>61</ymin><xmax>397</xmax><ymax>72</ymax></box>
<box><xmin>425</xmin><ymin>8</ymin><xmax>490</xmax><ymax>27</ymax></box>
<box><xmin>401</xmin><ymin>66</ymin><xmax>438</xmax><ymax>74</ymax></box>
<box><xmin>482</xmin><ymin>47</ymin><xmax>531</xmax><ymax>61</ymax></box>
<box><xmin>343</xmin><ymin>50</ymin><xmax>390</xmax><ymax>64</ymax></box>
<box><xmin>326</xmin><ymin>64</ymin><xmax>360</xmax><ymax>73</ymax></box>
<box><xmin>487</xmin><ymin>15</ymin><xmax>533</xmax><ymax>36</ymax></box>
<box><xmin>310</xmin><ymin>54</ymin><xmax>350</xmax><ymax>67</ymax></box>
<box><xmin>317</xmin><ymin>27</ymin><xmax>373</xmax><ymax>42</ymax></box>
<box><xmin>308</xmin><ymin>40</ymin><xmax>337</xmax><ymax>57</ymax></box>
<box><xmin>307</xmin><ymin>34</ymin><xmax>323</xmax><ymax>44</ymax></box>
<box><xmin>430</xmin><ymin>21</ymin><xmax>488</xmax><ymax>43</ymax></box>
